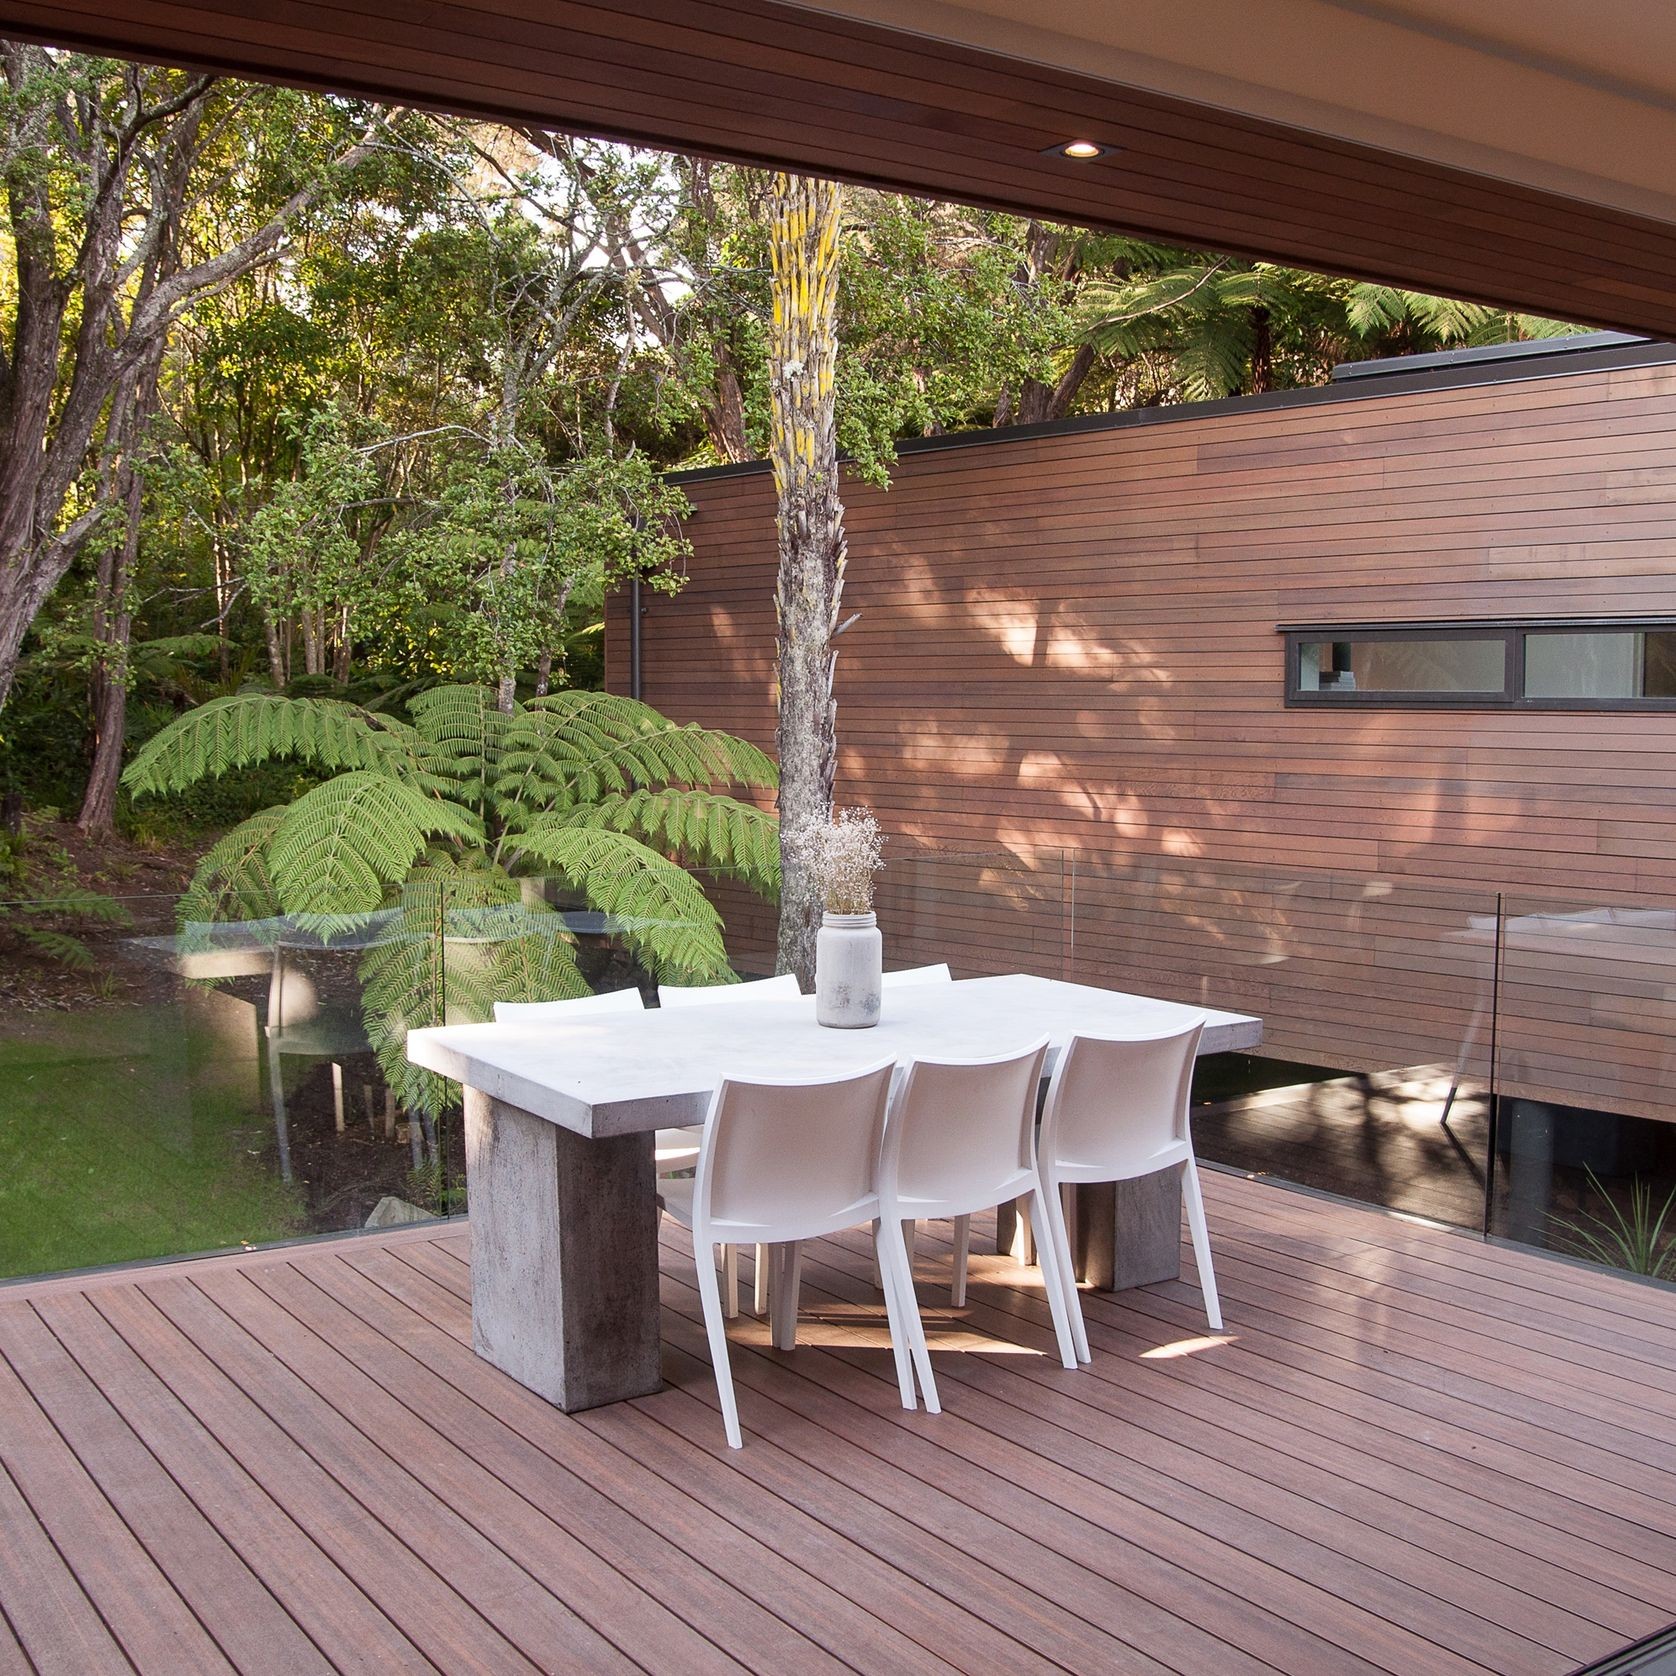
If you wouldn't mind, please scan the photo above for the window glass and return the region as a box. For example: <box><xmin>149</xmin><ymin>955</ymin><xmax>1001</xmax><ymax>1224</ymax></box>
<box><xmin>1297</xmin><ymin>635</ymin><xmax>1506</xmax><ymax>696</ymax></box>
<box><xmin>1525</xmin><ymin>630</ymin><xmax>1676</xmax><ymax>700</ymax></box>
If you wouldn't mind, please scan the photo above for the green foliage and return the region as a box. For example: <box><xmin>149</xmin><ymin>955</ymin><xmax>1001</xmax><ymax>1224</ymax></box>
<box><xmin>1082</xmin><ymin>255</ymin><xmax>1577</xmax><ymax>402</ymax></box>
<box><xmin>123</xmin><ymin>690</ymin><xmax>435</xmax><ymax>797</ymax></box>
<box><xmin>1551</xmin><ymin>1167</ymin><xmax>1676</xmax><ymax>1280</ymax></box>
<box><xmin>0</xmin><ymin>1008</ymin><xmax>302</xmax><ymax>1278</ymax></box>
<box><xmin>127</xmin><ymin>684</ymin><xmax>779</xmax><ymax>1112</ymax></box>
<box><xmin>0</xmin><ymin>823</ymin><xmax>133</xmax><ymax>968</ymax></box>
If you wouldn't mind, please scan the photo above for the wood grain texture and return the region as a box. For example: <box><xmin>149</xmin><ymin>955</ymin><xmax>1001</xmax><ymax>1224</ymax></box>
<box><xmin>613</xmin><ymin>353</ymin><xmax>1676</xmax><ymax>1119</ymax></box>
<box><xmin>5</xmin><ymin>0</ymin><xmax>1676</xmax><ymax>334</ymax></box>
<box><xmin>2</xmin><ymin>1183</ymin><xmax>1672</xmax><ymax>1674</ymax></box>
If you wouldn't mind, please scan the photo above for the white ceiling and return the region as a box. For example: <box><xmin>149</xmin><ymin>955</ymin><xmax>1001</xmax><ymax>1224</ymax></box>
<box><xmin>790</xmin><ymin>0</ymin><xmax>1676</xmax><ymax>226</ymax></box>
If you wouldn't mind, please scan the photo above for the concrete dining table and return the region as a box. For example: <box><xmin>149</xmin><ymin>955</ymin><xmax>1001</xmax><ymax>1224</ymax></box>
<box><xmin>406</xmin><ymin>972</ymin><xmax>1263</xmax><ymax>1412</ymax></box>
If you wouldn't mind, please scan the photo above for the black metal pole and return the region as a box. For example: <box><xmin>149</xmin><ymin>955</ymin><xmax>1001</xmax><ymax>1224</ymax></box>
<box><xmin>628</xmin><ymin>573</ymin><xmax>643</xmax><ymax>701</ymax></box>
<box><xmin>1482</xmin><ymin>889</ymin><xmax>1505</xmax><ymax>1238</ymax></box>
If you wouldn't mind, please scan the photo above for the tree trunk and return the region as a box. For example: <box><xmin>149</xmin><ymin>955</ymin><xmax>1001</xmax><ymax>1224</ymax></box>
<box><xmin>333</xmin><ymin>605</ymin><xmax>352</xmax><ymax>684</ymax></box>
<box><xmin>77</xmin><ymin>358</ymin><xmax>161</xmax><ymax>835</ymax></box>
<box><xmin>76</xmin><ymin>503</ymin><xmax>137</xmax><ymax>834</ymax></box>
<box><xmin>1249</xmin><ymin>305</ymin><xmax>1275</xmax><ymax>395</ymax></box>
<box><xmin>535</xmin><ymin>648</ymin><xmax>555</xmax><ymax>696</ymax></box>
<box><xmin>1012</xmin><ymin>341</ymin><xmax>1099</xmax><ymax>426</ymax></box>
<box><xmin>703</xmin><ymin>335</ymin><xmax>754</xmax><ymax>463</ymax></box>
<box><xmin>263</xmin><ymin>613</ymin><xmax>289</xmax><ymax>687</ymax></box>
<box><xmin>767</xmin><ymin>172</ymin><xmax>847</xmax><ymax>987</ymax></box>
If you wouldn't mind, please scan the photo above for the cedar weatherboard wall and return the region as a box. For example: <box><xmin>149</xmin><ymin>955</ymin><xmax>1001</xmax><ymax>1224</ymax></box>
<box><xmin>608</xmin><ymin>351</ymin><xmax>1676</xmax><ymax>1118</ymax></box>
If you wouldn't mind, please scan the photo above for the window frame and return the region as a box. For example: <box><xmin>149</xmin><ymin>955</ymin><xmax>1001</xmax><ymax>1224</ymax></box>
<box><xmin>1279</xmin><ymin>618</ymin><xmax>1676</xmax><ymax>712</ymax></box>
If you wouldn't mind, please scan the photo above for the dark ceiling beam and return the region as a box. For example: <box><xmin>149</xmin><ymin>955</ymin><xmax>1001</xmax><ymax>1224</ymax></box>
<box><xmin>4</xmin><ymin>0</ymin><xmax>1676</xmax><ymax>334</ymax></box>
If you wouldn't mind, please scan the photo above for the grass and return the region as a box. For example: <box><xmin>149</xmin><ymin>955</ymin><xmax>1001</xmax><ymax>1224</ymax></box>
<box><xmin>0</xmin><ymin>997</ymin><xmax>303</xmax><ymax>1280</ymax></box>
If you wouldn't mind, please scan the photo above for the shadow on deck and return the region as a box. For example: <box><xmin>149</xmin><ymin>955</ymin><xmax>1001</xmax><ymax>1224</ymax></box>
<box><xmin>2</xmin><ymin>1171</ymin><xmax>1674</xmax><ymax>1675</ymax></box>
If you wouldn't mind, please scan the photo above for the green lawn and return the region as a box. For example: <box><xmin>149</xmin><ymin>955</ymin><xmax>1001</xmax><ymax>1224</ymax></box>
<box><xmin>0</xmin><ymin>997</ymin><xmax>303</xmax><ymax>1280</ymax></box>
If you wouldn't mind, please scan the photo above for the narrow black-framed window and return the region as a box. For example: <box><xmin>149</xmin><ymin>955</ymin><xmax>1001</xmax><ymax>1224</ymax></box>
<box><xmin>1281</xmin><ymin>620</ymin><xmax>1676</xmax><ymax>711</ymax></box>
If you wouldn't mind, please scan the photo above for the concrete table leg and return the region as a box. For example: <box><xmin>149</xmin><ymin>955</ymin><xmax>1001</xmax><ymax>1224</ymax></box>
<box><xmin>1074</xmin><ymin>1163</ymin><xmax>1184</xmax><ymax>1290</ymax></box>
<box><xmin>463</xmin><ymin>1088</ymin><xmax>662</xmax><ymax>1412</ymax></box>
<box><xmin>995</xmin><ymin>1165</ymin><xmax>1183</xmax><ymax>1289</ymax></box>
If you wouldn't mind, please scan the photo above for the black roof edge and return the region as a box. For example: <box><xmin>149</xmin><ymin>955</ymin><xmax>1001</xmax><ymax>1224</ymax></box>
<box><xmin>1330</xmin><ymin>329</ymin><xmax>1650</xmax><ymax>382</ymax></box>
<box><xmin>665</xmin><ymin>335</ymin><xmax>1676</xmax><ymax>488</ymax></box>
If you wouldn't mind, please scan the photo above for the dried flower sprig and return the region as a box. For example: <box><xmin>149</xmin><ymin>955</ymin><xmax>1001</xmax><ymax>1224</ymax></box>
<box><xmin>795</xmin><ymin>806</ymin><xmax>884</xmax><ymax>914</ymax></box>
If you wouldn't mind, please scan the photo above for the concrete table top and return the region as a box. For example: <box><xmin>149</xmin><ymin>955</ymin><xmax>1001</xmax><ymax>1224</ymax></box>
<box><xmin>407</xmin><ymin>973</ymin><xmax>1263</xmax><ymax>1138</ymax></box>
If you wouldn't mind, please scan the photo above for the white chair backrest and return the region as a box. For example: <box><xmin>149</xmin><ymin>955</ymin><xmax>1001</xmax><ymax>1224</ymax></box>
<box><xmin>881</xmin><ymin>963</ymin><xmax>952</xmax><ymax>988</ymax></box>
<box><xmin>697</xmin><ymin>1060</ymin><xmax>897</xmax><ymax>1239</ymax></box>
<box><xmin>1039</xmin><ymin>1023</ymin><xmax>1203</xmax><ymax>1176</ymax></box>
<box><xmin>883</xmin><ymin>1039</ymin><xmax>1049</xmax><ymax>1212</ymax></box>
<box><xmin>658</xmin><ymin>972</ymin><xmax>803</xmax><ymax>1008</ymax></box>
<box><xmin>493</xmin><ymin>988</ymin><xmax>645</xmax><ymax>1024</ymax></box>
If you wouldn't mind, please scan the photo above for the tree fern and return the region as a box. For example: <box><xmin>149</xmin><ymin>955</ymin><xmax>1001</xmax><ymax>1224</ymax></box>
<box><xmin>130</xmin><ymin>681</ymin><xmax>776</xmax><ymax>1117</ymax></box>
<box><xmin>179</xmin><ymin>807</ymin><xmax>286</xmax><ymax>930</ymax></box>
<box><xmin>122</xmin><ymin>692</ymin><xmax>437</xmax><ymax>796</ymax></box>
<box><xmin>267</xmin><ymin>772</ymin><xmax>481</xmax><ymax>927</ymax></box>
<box><xmin>556</xmin><ymin>789</ymin><xmax>780</xmax><ymax>894</ymax></box>
<box><xmin>513</xmin><ymin>821</ymin><xmax>732</xmax><ymax>980</ymax></box>
<box><xmin>497</xmin><ymin>691</ymin><xmax>777</xmax><ymax>812</ymax></box>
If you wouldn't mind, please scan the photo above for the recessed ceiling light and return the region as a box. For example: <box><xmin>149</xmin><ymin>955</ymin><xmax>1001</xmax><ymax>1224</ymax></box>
<box><xmin>1045</xmin><ymin>139</ymin><xmax>1113</xmax><ymax>160</ymax></box>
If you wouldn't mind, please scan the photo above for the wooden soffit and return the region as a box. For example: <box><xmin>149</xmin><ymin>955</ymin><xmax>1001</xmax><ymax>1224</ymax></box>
<box><xmin>4</xmin><ymin>0</ymin><xmax>1676</xmax><ymax>336</ymax></box>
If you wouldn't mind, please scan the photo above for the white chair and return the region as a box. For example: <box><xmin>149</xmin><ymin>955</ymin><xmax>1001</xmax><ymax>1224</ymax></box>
<box><xmin>872</xmin><ymin>962</ymin><xmax>970</xmax><ymax>1295</ymax></box>
<box><xmin>493</xmin><ymin>987</ymin><xmax>700</xmax><ymax>1163</ymax></box>
<box><xmin>657</xmin><ymin>972</ymin><xmax>803</xmax><ymax>1007</ymax></box>
<box><xmin>877</xmin><ymin>1038</ymin><xmax>1080</xmax><ymax>1412</ymax></box>
<box><xmin>659</xmin><ymin>1059</ymin><xmax>916</xmax><ymax>1448</ymax></box>
<box><xmin>1033</xmin><ymin>1022</ymin><xmax>1222</xmax><ymax>1367</ymax></box>
<box><xmin>656</xmin><ymin>971</ymin><xmax>805</xmax><ymax>1313</ymax></box>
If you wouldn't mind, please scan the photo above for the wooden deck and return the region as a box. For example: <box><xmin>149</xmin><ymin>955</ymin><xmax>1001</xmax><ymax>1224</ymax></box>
<box><xmin>2</xmin><ymin>1171</ymin><xmax>1674</xmax><ymax>1675</ymax></box>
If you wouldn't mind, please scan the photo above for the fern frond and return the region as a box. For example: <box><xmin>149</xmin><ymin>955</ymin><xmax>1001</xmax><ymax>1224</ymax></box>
<box><xmin>498</xmin><ymin>690</ymin><xmax>776</xmax><ymax>814</ymax></box>
<box><xmin>511</xmin><ymin>821</ymin><xmax>732</xmax><ymax>980</ymax></box>
<box><xmin>266</xmin><ymin>773</ymin><xmax>482</xmax><ymax>928</ymax></box>
<box><xmin>359</xmin><ymin>860</ymin><xmax>588</xmax><ymax>1115</ymax></box>
<box><xmin>554</xmin><ymin>790</ymin><xmax>779</xmax><ymax>896</ymax></box>
<box><xmin>17</xmin><ymin>927</ymin><xmax>96</xmax><ymax>968</ymax></box>
<box><xmin>178</xmin><ymin>807</ymin><xmax>287</xmax><ymax>930</ymax></box>
<box><xmin>408</xmin><ymin>684</ymin><xmax>518</xmax><ymax>811</ymax></box>
<box><xmin>122</xmin><ymin>693</ymin><xmax>438</xmax><ymax>798</ymax></box>
<box><xmin>14</xmin><ymin>886</ymin><xmax>132</xmax><ymax>926</ymax></box>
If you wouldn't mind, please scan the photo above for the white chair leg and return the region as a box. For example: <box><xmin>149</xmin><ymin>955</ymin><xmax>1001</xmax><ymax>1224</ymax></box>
<box><xmin>694</xmin><ymin>1235</ymin><xmax>743</xmax><ymax>1449</ymax></box>
<box><xmin>873</xmin><ymin>1222</ymin><xmax>918</xmax><ymax>1408</ymax></box>
<box><xmin>904</xmin><ymin>1219</ymin><xmax>917</xmax><ymax>1273</ymax></box>
<box><xmin>950</xmin><ymin>1213</ymin><xmax>971</xmax><ymax>1307</ymax></box>
<box><xmin>881</xmin><ymin>1214</ymin><xmax>939</xmax><ymax>1413</ymax></box>
<box><xmin>753</xmin><ymin>1242</ymin><xmax>770</xmax><ymax>1315</ymax></box>
<box><xmin>771</xmin><ymin>1242</ymin><xmax>803</xmax><ymax>1351</ymax></box>
<box><xmin>1183</xmin><ymin>1158</ymin><xmax>1224</xmax><ymax>1332</ymax></box>
<box><xmin>1034</xmin><ymin>1173</ymin><xmax>1089</xmax><ymax>1363</ymax></box>
<box><xmin>719</xmin><ymin>1243</ymin><xmax>740</xmax><ymax>1320</ymax></box>
<box><xmin>1027</xmin><ymin>1186</ymin><xmax>1081</xmax><ymax>1370</ymax></box>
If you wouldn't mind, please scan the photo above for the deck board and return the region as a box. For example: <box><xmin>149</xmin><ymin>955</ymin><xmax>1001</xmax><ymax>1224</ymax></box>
<box><xmin>2</xmin><ymin>1170</ymin><xmax>1674</xmax><ymax>1675</ymax></box>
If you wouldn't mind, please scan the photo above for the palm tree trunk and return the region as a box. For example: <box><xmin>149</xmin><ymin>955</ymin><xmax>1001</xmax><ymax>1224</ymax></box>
<box><xmin>767</xmin><ymin>172</ymin><xmax>847</xmax><ymax>987</ymax></box>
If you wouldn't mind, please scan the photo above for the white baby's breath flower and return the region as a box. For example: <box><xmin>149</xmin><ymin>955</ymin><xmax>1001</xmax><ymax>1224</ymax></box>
<box><xmin>794</xmin><ymin>807</ymin><xmax>884</xmax><ymax>914</ymax></box>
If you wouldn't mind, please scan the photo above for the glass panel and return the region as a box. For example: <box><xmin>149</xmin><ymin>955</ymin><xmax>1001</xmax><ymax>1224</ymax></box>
<box><xmin>875</xmin><ymin>844</ymin><xmax>1068</xmax><ymax>982</ymax></box>
<box><xmin>1298</xmin><ymin>634</ymin><xmax>1506</xmax><ymax>695</ymax></box>
<box><xmin>1068</xmin><ymin>856</ymin><xmax>1497</xmax><ymax>1228</ymax></box>
<box><xmin>1489</xmin><ymin>897</ymin><xmax>1676</xmax><ymax>1277</ymax></box>
<box><xmin>1524</xmin><ymin>629</ymin><xmax>1676</xmax><ymax>699</ymax></box>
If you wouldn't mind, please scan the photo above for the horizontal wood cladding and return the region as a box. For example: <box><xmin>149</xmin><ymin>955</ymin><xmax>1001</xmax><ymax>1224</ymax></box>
<box><xmin>10</xmin><ymin>0</ymin><xmax>1676</xmax><ymax>335</ymax></box>
<box><xmin>614</xmin><ymin>361</ymin><xmax>1676</xmax><ymax>1119</ymax></box>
